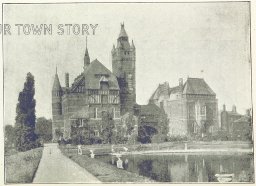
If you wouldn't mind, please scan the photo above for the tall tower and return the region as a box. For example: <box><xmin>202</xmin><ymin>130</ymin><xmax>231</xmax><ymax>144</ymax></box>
<box><xmin>112</xmin><ymin>23</ymin><xmax>136</xmax><ymax>114</ymax></box>
<box><xmin>52</xmin><ymin>67</ymin><xmax>63</xmax><ymax>140</ymax></box>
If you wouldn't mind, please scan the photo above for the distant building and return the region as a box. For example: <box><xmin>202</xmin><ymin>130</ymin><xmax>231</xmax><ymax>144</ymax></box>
<box><xmin>149</xmin><ymin>78</ymin><xmax>219</xmax><ymax>138</ymax></box>
<box><xmin>221</xmin><ymin>106</ymin><xmax>252</xmax><ymax>140</ymax></box>
<box><xmin>220</xmin><ymin>105</ymin><xmax>242</xmax><ymax>133</ymax></box>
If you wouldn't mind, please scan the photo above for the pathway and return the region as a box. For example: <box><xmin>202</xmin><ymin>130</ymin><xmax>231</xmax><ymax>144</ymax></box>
<box><xmin>33</xmin><ymin>143</ymin><xmax>100</xmax><ymax>183</ymax></box>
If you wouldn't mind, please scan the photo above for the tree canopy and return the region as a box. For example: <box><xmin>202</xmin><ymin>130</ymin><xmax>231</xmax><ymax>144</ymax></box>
<box><xmin>35</xmin><ymin>117</ymin><xmax>52</xmax><ymax>143</ymax></box>
<box><xmin>15</xmin><ymin>72</ymin><xmax>38</xmax><ymax>151</ymax></box>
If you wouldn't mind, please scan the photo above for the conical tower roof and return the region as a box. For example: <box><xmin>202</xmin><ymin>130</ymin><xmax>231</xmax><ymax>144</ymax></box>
<box><xmin>52</xmin><ymin>68</ymin><xmax>62</xmax><ymax>91</ymax></box>
<box><xmin>118</xmin><ymin>23</ymin><xmax>128</xmax><ymax>38</ymax></box>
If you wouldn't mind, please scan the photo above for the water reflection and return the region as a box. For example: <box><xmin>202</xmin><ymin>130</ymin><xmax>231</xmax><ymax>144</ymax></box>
<box><xmin>97</xmin><ymin>153</ymin><xmax>254</xmax><ymax>182</ymax></box>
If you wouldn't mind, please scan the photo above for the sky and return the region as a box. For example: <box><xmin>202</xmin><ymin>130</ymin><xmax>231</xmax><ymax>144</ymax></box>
<box><xmin>3</xmin><ymin>2</ymin><xmax>251</xmax><ymax>125</ymax></box>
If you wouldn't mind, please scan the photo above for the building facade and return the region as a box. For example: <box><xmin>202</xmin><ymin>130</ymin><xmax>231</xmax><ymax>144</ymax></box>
<box><xmin>221</xmin><ymin>105</ymin><xmax>252</xmax><ymax>140</ymax></box>
<box><xmin>52</xmin><ymin>24</ymin><xmax>136</xmax><ymax>140</ymax></box>
<box><xmin>149</xmin><ymin>78</ymin><xmax>219</xmax><ymax>137</ymax></box>
<box><xmin>220</xmin><ymin>105</ymin><xmax>242</xmax><ymax>133</ymax></box>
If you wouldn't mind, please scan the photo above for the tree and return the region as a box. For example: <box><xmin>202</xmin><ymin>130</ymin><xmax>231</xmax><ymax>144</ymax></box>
<box><xmin>101</xmin><ymin>110</ymin><xmax>115</xmax><ymax>144</ymax></box>
<box><xmin>137</xmin><ymin>125</ymin><xmax>157</xmax><ymax>144</ymax></box>
<box><xmin>4</xmin><ymin>125</ymin><xmax>15</xmax><ymax>148</ymax></box>
<box><xmin>15</xmin><ymin>72</ymin><xmax>38</xmax><ymax>151</ymax></box>
<box><xmin>35</xmin><ymin>117</ymin><xmax>52</xmax><ymax>143</ymax></box>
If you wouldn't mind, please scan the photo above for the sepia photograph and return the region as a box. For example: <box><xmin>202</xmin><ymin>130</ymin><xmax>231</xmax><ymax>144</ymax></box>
<box><xmin>3</xmin><ymin>1</ymin><xmax>254</xmax><ymax>184</ymax></box>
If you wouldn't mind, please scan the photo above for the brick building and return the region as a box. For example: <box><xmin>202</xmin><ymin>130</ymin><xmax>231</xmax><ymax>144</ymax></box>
<box><xmin>52</xmin><ymin>24</ymin><xmax>136</xmax><ymax>140</ymax></box>
<box><xmin>221</xmin><ymin>105</ymin><xmax>252</xmax><ymax>140</ymax></box>
<box><xmin>220</xmin><ymin>105</ymin><xmax>242</xmax><ymax>133</ymax></box>
<box><xmin>149</xmin><ymin>78</ymin><xmax>219</xmax><ymax>138</ymax></box>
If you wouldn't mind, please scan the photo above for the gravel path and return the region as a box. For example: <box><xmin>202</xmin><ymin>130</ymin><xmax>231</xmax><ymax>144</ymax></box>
<box><xmin>33</xmin><ymin>143</ymin><xmax>101</xmax><ymax>183</ymax></box>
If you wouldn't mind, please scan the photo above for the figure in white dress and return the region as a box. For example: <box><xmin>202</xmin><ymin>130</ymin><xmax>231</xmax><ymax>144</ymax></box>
<box><xmin>77</xmin><ymin>145</ymin><xmax>82</xmax><ymax>155</ymax></box>
<box><xmin>116</xmin><ymin>157</ymin><xmax>123</xmax><ymax>169</ymax></box>
<box><xmin>89</xmin><ymin>150</ymin><xmax>95</xmax><ymax>158</ymax></box>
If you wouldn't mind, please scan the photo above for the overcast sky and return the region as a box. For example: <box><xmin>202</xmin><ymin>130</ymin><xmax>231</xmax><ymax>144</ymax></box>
<box><xmin>3</xmin><ymin>2</ymin><xmax>251</xmax><ymax>125</ymax></box>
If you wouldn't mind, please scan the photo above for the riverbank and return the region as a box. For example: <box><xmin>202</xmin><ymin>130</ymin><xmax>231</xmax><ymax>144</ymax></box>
<box><xmin>5</xmin><ymin>147</ymin><xmax>43</xmax><ymax>183</ymax></box>
<box><xmin>59</xmin><ymin>146</ymin><xmax>153</xmax><ymax>183</ymax></box>
<box><xmin>60</xmin><ymin>141</ymin><xmax>253</xmax><ymax>156</ymax></box>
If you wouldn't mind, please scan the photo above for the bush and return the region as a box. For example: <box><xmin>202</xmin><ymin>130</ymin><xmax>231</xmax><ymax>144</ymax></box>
<box><xmin>151</xmin><ymin>134</ymin><xmax>167</xmax><ymax>143</ymax></box>
<box><xmin>167</xmin><ymin>135</ymin><xmax>188</xmax><ymax>142</ymax></box>
<box><xmin>90</xmin><ymin>136</ymin><xmax>103</xmax><ymax>144</ymax></box>
<box><xmin>113</xmin><ymin>135</ymin><xmax>128</xmax><ymax>144</ymax></box>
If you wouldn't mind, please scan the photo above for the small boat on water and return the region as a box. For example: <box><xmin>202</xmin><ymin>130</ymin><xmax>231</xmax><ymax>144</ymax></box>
<box><xmin>215</xmin><ymin>173</ymin><xmax>234</xmax><ymax>182</ymax></box>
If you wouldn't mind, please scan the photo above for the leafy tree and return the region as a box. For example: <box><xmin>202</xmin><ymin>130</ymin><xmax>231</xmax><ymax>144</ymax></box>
<box><xmin>15</xmin><ymin>72</ymin><xmax>38</xmax><ymax>151</ymax></box>
<box><xmin>55</xmin><ymin>128</ymin><xmax>63</xmax><ymax>140</ymax></box>
<box><xmin>4</xmin><ymin>125</ymin><xmax>15</xmax><ymax>148</ymax></box>
<box><xmin>101</xmin><ymin>110</ymin><xmax>115</xmax><ymax>144</ymax></box>
<box><xmin>125</xmin><ymin>114</ymin><xmax>135</xmax><ymax>135</ymax></box>
<box><xmin>137</xmin><ymin>125</ymin><xmax>157</xmax><ymax>144</ymax></box>
<box><xmin>35</xmin><ymin>117</ymin><xmax>52</xmax><ymax>143</ymax></box>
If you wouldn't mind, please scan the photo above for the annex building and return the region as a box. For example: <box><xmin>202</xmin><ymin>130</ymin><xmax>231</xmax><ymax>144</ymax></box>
<box><xmin>149</xmin><ymin>78</ymin><xmax>219</xmax><ymax>138</ymax></box>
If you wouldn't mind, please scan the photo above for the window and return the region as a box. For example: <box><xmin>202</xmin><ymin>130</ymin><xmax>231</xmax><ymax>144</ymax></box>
<box><xmin>200</xmin><ymin>106</ymin><xmax>206</xmax><ymax>116</ymax></box>
<box><xmin>58</xmin><ymin>103</ymin><xmax>62</xmax><ymax>115</ymax></box>
<box><xmin>101</xmin><ymin>95</ymin><xmax>108</xmax><ymax>104</ymax></box>
<box><xmin>94</xmin><ymin>130</ymin><xmax>99</xmax><ymax>137</ymax></box>
<box><xmin>93</xmin><ymin>108</ymin><xmax>97</xmax><ymax>119</ymax></box>
<box><xmin>112</xmin><ymin>108</ymin><xmax>115</xmax><ymax>118</ymax></box>
<box><xmin>100</xmin><ymin>82</ymin><xmax>108</xmax><ymax>90</ymax></box>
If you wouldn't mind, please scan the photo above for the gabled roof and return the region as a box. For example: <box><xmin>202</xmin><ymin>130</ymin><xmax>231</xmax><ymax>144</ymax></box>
<box><xmin>140</xmin><ymin>103</ymin><xmax>163</xmax><ymax>115</ymax></box>
<box><xmin>226</xmin><ymin>111</ymin><xmax>242</xmax><ymax>116</ymax></box>
<box><xmin>149</xmin><ymin>83</ymin><xmax>170</xmax><ymax>101</ymax></box>
<box><xmin>149</xmin><ymin>78</ymin><xmax>216</xmax><ymax>102</ymax></box>
<box><xmin>139</xmin><ymin>103</ymin><xmax>165</xmax><ymax>123</ymax></box>
<box><xmin>169</xmin><ymin>85</ymin><xmax>182</xmax><ymax>94</ymax></box>
<box><xmin>71</xmin><ymin>59</ymin><xmax>119</xmax><ymax>91</ymax></box>
<box><xmin>233</xmin><ymin>116</ymin><xmax>250</xmax><ymax>123</ymax></box>
<box><xmin>149</xmin><ymin>87</ymin><xmax>160</xmax><ymax>101</ymax></box>
<box><xmin>183</xmin><ymin>78</ymin><xmax>215</xmax><ymax>95</ymax></box>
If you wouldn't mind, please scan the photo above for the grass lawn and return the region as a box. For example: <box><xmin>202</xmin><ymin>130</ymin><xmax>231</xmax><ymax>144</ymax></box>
<box><xmin>5</xmin><ymin>147</ymin><xmax>43</xmax><ymax>183</ymax></box>
<box><xmin>60</xmin><ymin>146</ymin><xmax>153</xmax><ymax>183</ymax></box>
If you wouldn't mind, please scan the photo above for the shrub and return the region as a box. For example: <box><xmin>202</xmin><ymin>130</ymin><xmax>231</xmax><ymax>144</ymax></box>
<box><xmin>167</xmin><ymin>135</ymin><xmax>188</xmax><ymax>142</ymax></box>
<box><xmin>151</xmin><ymin>134</ymin><xmax>167</xmax><ymax>143</ymax></box>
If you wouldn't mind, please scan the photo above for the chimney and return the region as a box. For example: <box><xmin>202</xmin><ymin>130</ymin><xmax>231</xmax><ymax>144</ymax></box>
<box><xmin>232</xmin><ymin>105</ymin><xmax>236</xmax><ymax>113</ymax></box>
<box><xmin>65</xmin><ymin>73</ymin><xmax>69</xmax><ymax>88</ymax></box>
<box><xmin>179</xmin><ymin>78</ymin><xmax>183</xmax><ymax>87</ymax></box>
<box><xmin>223</xmin><ymin>104</ymin><xmax>226</xmax><ymax>111</ymax></box>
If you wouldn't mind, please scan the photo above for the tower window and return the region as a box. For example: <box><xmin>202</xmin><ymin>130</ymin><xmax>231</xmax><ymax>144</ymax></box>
<box><xmin>58</xmin><ymin>103</ymin><xmax>62</xmax><ymax>115</ymax></box>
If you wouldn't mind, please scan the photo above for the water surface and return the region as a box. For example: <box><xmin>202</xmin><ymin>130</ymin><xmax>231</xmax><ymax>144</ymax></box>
<box><xmin>97</xmin><ymin>153</ymin><xmax>254</xmax><ymax>182</ymax></box>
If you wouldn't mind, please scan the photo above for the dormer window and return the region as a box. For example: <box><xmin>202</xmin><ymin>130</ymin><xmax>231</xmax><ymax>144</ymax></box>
<box><xmin>100</xmin><ymin>75</ymin><xmax>109</xmax><ymax>90</ymax></box>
